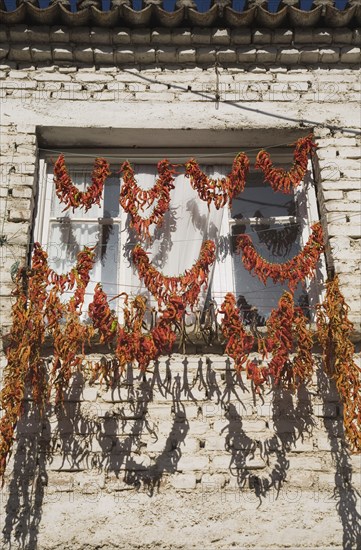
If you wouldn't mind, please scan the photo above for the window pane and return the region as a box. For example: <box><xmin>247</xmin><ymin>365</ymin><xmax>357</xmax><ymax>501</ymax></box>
<box><xmin>47</xmin><ymin>221</ymin><xmax>119</xmax><ymax>315</ymax></box>
<box><xmin>231</xmin><ymin>222</ymin><xmax>308</xmax><ymax>322</ymax></box>
<box><xmin>231</xmin><ymin>172</ymin><xmax>297</xmax><ymax>220</ymax></box>
<box><xmin>100</xmin><ymin>224</ymin><xmax>119</xmax><ymax>302</ymax></box>
<box><xmin>103</xmin><ymin>175</ymin><xmax>121</xmax><ymax>218</ymax></box>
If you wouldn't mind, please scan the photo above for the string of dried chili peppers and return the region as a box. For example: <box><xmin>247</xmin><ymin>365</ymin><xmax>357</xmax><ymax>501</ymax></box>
<box><xmin>89</xmin><ymin>289</ymin><xmax>185</xmax><ymax>383</ymax></box>
<box><xmin>260</xmin><ymin>291</ymin><xmax>314</xmax><ymax>388</ymax></box>
<box><xmin>220</xmin><ymin>291</ymin><xmax>314</xmax><ymax>393</ymax></box>
<box><xmin>132</xmin><ymin>240</ymin><xmax>216</xmax><ymax>307</ymax></box>
<box><xmin>184</xmin><ymin>153</ymin><xmax>249</xmax><ymax>209</ymax></box>
<box><xmin>220</xmin><ymin>293</ymin><xmax>254</xmax><ymax>371</ymax></box>
<box><xmin>236</xmin><ymin>222</ymin><xmax>324</xmax><ymax>291</ymax></box>
<box><xmin>0</xmin><ymin>270</ymin><xmax>29</xmax><ymax>482</ymax></box>
<box><xmin>255</xmin><ymin>134</ymin><xmax>317</xmax><ymax>194</ymax></box>
<box><xmin>119</xmin><ymin>160</ymin><xmax>176</xmax><ymax>239</ymax></box>
<box><xmin>47</xmin><ymin>247</ymin><xmax>96</xmax><ymax>405</ymax></box>
<box><xmin>88</xmin><ymin>283</ymin><xmax>119</xmax><ymax>344</ymax></box>
<box><xmin>316</xmin><ymin>276</ymin><xmax>361</xmax><ymax>453</ymax></box>
<box><xmin>0</xmin><ymin>245</ymin><xmax>50</xmax><ymax>481</ymax></box>
<box><xmin>53</xmin><ymin>154</ymin><xmax>111</xmax><ymax>212</ymax></box>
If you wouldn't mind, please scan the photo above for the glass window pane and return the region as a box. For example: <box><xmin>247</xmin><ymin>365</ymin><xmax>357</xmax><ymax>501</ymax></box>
<box><xmin>100</xmin><ymin>224</ymin><xmax>119</xmax><ymax>302</ymax></box>
<box><xmin>231</xmin><ymin>222</ymin><xmax>308</xmax><ymax>322</ymax></box>
<box><xmin>104</xmin><ymin>175</ymin><xmax>121</xmax><ymax>218</ymax></box>
<box><xmin>231</xmin><ymin>172</ymin><xmax>297</xmax><ymax>220</ymax></box>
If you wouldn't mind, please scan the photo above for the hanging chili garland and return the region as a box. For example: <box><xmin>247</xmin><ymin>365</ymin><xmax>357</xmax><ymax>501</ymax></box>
<box><xmin>184</xmin><ymin>153</ymin><xmax>250</xmax><ymax>209</ymax></box>
<box><xmin>53</xmin><ymin>154</ymin><xmax>111</xmax><ymax>212</ymax></box>
<box><xmin>220</xmin><ymin>291</ymin><xmax>314</xmax><ymax>393</ymax></box>
<box><xmin>88</xmin><ymin>286</ymin><xmax>185</xmax><ymax>382</ymax></box>
<box><xmin>316</xmin><ymin>276</ymin><xmax>361</xmax><ymax>453</ymax></box>
<box><xmin>0</xmin><ymin>253</ymin><xmax>49</xmax><ymax>482</ymax></box>
<box><xmin>132</xmin><ymin>240</ymin><xmax>216</xmax><ymax>307</ymax></box>
<box><xmin>43</xmin><ymin>244</ymin><xmax>96</xmax><ymax>405</ymax></box>
<box><xmin>0</xmin><ymin>271</ymin><xmax>28</xmax><ymax>482</ymax></box>
<box><xmin>260</xmin><ymin>291</ymin><xmax>314</xmax><ymax>389</ymax></box>
<box><xmin>220</xmin><ymin>293</ymin><xmax>254</xmax><ymax>373</ymax></box>
<box><xmin>119</xmin><ymin>160</ymin><xmax>176</xmax><ymax>238</ymax></box>
<box><xmin>88</xmin><ymin>284</ymin><xmax>119</xmax><ymax>344</ymax></box>
<box><xmin>236</xmin><ymin>222</ymin><xmax>324</xmax><ymax>291</ymax></box>
<box><xmin>255</xmin><ymin>134</ymin><xmax>317</xmax><ymax>194</ymax></box>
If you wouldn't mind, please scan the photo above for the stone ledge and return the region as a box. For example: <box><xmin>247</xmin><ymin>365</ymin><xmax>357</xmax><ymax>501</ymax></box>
<box><xmin>1</xmin><ymin>42</ymin><xmax>360</xmax><ymax>66</ymax></box>
<box><xmin>1</xmin><ymin>25</ymin><xmax>360</xmax><ymax>48</ymax></box>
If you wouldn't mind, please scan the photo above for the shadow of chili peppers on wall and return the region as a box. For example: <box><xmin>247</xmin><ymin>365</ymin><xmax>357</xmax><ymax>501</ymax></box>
<box><xmin>123</xmin><ymin>375</ymin><xmax>189</xmax><ymax>497</ymax></box>
<box><xmin>2</xmin><ymin>356</ymin><xmax>360</xmax><ymax>548</ymax></box>
<box><xmin>2</xmin><ymin>402</ymin><xmax>51</xmax><ymax>550</ymax></box>
<box><xmin>316</xmin><ymin>359</ymin><xmax>361</xmax><ymax>550</ymax></box>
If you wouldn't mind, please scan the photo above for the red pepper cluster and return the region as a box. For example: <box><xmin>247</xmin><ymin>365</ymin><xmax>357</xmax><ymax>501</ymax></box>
<box><xmin>89</xmin><ymin>288</ymin><xmax>185</xmax><ymax>382</ymax></box>
<box><xmin>54</xmin><ymin>154</ymin><xmax>111</xmax><ymax>212</ymax></box>
<box><xmin>132</xmin><ymin>240</ymin><xmax>216</xmax><ymax>307</ymax></box>
<box><xmin>220</xmin><ymin>291</ymin><xmax>314</xmax><ymax>393</ymax></box>
<box><xmin>220</xmin><ymin>293</ymin><xmax>254</xmax><ymax>372</ymax></box>
<box><xmin>236</xmin><ymin>222</ymin><xmax>324</xmax><ymax>291</ymax></box>
<box><xmin>317</xmin><ymin>276</ymin><xmax>361</xmax><ymax>453</ymax></box>
<box><xmin>185</xmin><ymin>153</ymin><xmax>249</xmax><ymax>209</ymax></box>
<box><xmin>255</xmin><ymin>134</ymin><xmax>317</xmax><ymax>194</ymax></box>
<box><xmin>119</xmin><ymin>159</ymin><xmax>176</xmax><ymax>238</ymax></box>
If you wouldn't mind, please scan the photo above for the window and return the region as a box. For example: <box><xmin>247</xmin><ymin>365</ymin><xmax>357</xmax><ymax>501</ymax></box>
<box><xmin>34</xmin><ymin>146</ymin><xmax>324</xmax><ymax>325</ymax></box>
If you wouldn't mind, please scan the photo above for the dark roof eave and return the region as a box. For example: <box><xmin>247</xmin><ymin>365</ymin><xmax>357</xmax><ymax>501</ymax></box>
<box><xmin>0</xmin><ymin>2</ymin><xmax>360</xmax><ymax>28</ymax></box>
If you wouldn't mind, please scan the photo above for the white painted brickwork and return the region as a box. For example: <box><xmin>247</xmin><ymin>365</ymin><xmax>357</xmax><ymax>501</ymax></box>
<box><xmin>1</xmin><ymin>355</ymin><xmax>361</xmax><ymax>549</ymax></box>
<box><xmin>0</xmin><ymin>43</ymin><xmax>360</xmax><ymax>549</ymax></box>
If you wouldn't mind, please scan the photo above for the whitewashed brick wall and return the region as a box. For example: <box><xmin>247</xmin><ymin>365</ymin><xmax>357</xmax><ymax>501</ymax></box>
<box><xmin>0</xmin><ymin>32</ymin><xmax>360</xmax><ymax>549</ymax></box>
